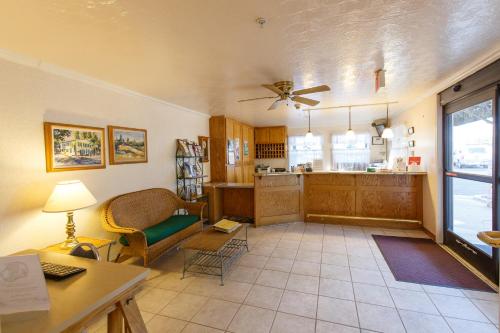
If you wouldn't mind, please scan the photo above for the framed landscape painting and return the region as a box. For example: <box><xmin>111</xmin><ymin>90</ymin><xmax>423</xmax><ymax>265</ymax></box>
<box><xmin>44</xmin><ymin>122</ymin><xmax>106</xmax><ymax>172</ymax></box>
<box><xmin>108</xmin><ymin>126</ymin><xmax>148</xmax><ymax>164</ymax></box>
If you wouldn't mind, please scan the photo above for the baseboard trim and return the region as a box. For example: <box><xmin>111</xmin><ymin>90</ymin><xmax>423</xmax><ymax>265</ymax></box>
<box><xmin>422</xmin><ymin>226</ymin><xmax>436</xmax><ymax>241</ymax></box>
<box><xmin>306</xmin><ymin>214</ymin><xmax>422</xmax><ymax>230</ymax></box>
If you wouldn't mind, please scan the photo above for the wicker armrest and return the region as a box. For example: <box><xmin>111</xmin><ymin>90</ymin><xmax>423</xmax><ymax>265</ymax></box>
<box><xmin>183</xmin><ymin>201</ymin><xmax>207</xmax><ymax>220</ymax></box>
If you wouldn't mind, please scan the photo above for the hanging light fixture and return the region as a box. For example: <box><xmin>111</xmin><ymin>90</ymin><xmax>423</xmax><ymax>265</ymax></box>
<box><xmin>346</xmin><ymin>106</ymin><xmax>355</xmax><ymax>137</ymax></box>
<box><xmin>381</xmin><ymin>103</ymin><xmax>394</xmax><ymax>139</ymax></box>
<box><xmin>305</xmin><ymin>110</ymin><xmax>313</xmax><ymax>140</ymax></box>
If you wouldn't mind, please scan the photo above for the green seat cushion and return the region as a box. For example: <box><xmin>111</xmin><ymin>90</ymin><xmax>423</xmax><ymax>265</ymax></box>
<box><xmin>119</xmin><ymin>215</ymin><xmax>199</xmax><ymax>246</ymax></box>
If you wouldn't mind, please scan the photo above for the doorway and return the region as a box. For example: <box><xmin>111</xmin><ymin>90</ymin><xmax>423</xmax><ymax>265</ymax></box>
<box><xmin>443</xmin><ymin>87</ymin><xmax>499</xmax><ymax>283</ymax></box>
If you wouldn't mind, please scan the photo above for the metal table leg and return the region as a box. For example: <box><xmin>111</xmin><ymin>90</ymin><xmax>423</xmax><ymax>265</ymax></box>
<box><xmin>182</xmin><ymin>248</ymin><xmax>186</xmax><ymax>280</ymax></box>
<box><xmin>219</xmin><ymin>251</ymin><xmax>224</xmax><ymax>286</ymax></box>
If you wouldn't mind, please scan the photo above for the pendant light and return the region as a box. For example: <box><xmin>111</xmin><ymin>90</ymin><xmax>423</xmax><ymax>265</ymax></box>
<box><xmin>305</xmin><ymin>110</ymin><xmax>313</xmax><ymax>140</ymax></box>
<box><xmin>346</xmin><ymin>106</ymin><xmax>355</xmax><ymax>137</ymax></box>
<box><xmin>381</xmin><ymin>103</ymin><xmax>394</xmax><ymax>139</ymax></box>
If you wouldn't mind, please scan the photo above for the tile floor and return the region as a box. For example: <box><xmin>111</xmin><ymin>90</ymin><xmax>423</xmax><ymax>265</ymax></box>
<box><xmin>89</xmin><ymin>222</ymin><xmax>499</xmax><ymax>333</ymax></box>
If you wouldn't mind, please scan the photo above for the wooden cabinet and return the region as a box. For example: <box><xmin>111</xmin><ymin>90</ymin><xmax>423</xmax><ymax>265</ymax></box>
<box><xmin>269</xmin><ymin>127</ymin><xmax>287</xmax><ymax>143</ymax></box>
<box><xmin>255</xmin><ymin>126</ymin><xmax>287</xmax><ymax>144</ymax></box>
<box><xmin>254</xmin><ymin>128</ymin><xmax>269</xmax><ymax>144</ymax></box>
<box><xmin>254</xmin><ymin>126</ymin><xmax>287</xmax><ymax>159</ymax></box>
<box><xmin>210</xmin><ymin>116</ymin><xmax>254</xmax><ymax>183</ymax></box>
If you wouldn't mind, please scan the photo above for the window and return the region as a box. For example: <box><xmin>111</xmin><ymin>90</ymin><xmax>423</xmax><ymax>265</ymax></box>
<box><xmin>331</xmin><ymin>133</ymin><xmax>370</xmax><ymax>171</ymax></box>
<box><xmin>288</xmin><ymin>135</ymin><xmax>323</xmax><ymax>168</ymax></box>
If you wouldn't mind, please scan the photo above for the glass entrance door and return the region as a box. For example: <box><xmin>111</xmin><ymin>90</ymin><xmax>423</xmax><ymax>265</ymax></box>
<box><xmin>444</xmin><ymin>87</ymin><xmax>498</xmax><ymax>283</ymax></box>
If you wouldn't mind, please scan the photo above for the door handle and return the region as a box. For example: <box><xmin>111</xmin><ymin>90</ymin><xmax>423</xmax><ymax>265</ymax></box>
<box><xmin>446</xmin><ymin>172</ymin><xmax>458</xmax><ymax>177</ymax></box>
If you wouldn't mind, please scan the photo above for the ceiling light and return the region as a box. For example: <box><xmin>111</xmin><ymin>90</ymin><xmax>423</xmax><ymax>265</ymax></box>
<box><xmin>381</xmin><ymin>103</ymin><xmax>394</xmax><ymax>139</ymax></box>
<box><xmin>346</xmin><ymin>106</ymin><xmax>355</xmax><ymax>137</ymax></box>
<box><xmin>375</xmin><ymin>69</ymin><xmax>386</xmax><ymax>93</ymax></box>
<box><xmin>305</xmin><ymin>110</ymin><xmax>314</xmax><ymax>140</ymax></box>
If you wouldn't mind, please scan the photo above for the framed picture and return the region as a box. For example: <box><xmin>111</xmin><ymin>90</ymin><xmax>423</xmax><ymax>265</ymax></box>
<box><xmin>44</xmin><ymin>122</ymin><xmax>105</xmax><ymax>172</ymax></box>
<box><xmin>408</xmin><ymin>140</ymin><xmax>416</xmax><ymax>147</ymax></box>
<box><xmin>243</xmin><ymin>140</ymin><xmax>249</xmax><ymax>156</ymax></box>
<box><xmin>227</xmin><ymin>139</ymin><xmax>235</xmax><ymax>165</ymax></box>
<box><xmin>108</xmin><ymin>126</ymin><xmax>148</xmax><ymax>164</ymax></box>
<box><xmin>234</xmin><ymin>138</ymin><xmax>240</xmax><ymax>161</ymax></box>
<box><xmin>408</xmin><ymin>126</ymin><xmax>415</xmax><ymax>135</ymax></box>
<box><xmin>371</xmin><ymin>136</ymin><xmax>385</xmax><ymax>145</ymax></box>
<box><xmin>198</xmin><ymin>136</ymin><xmax>209</xmax><ymax>162</ymax></box>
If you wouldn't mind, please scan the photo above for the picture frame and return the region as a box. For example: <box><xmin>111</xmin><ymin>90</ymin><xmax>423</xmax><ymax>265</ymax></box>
<box><xmin>408</xmin><ymin>140</ymin><xmax>416</xmax><ymax>147</ymax></box>
<box><xmin>371</xmin><ymin>136</ymin><xmax>385</xmax><ymax>145</ymax></box>
<box><xmin>234</xmin><ymin>138</ymin><xmax>240</xmax><ymax>161</ymax></box>
<box><xmin>243</xmin><ymin>140</ymin><xmax>249</xmax><ymax>156</ymax></box>
<box><xmin>44</xmin><ymin>122</ymin><xmax>105</xmax><ymax>172</ymax></box>
<box><xmin>108</xmin><ymin>126</ymin><xmax>148</xmax><ymax>164</ymax></box>
<box><xmin>227</xmin><ymin>139</ymin><xmax>235</xmax><ymax>165</ymax></box>
<box><xmin>198</xmin><ymin>136</ymin><xmax>209</xmax><ymax>162</ymax></box>
<box><xmin>408</xmin><ymin>126</ymin><xmax>415</xmax><ymax>135</ymax></box>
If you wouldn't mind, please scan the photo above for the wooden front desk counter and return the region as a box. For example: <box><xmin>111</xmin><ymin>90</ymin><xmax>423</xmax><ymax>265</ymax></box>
<box><xmin>254</xmin><ymin>172</ymin><xmax>426</xmax><ymax>229</ymax></box>
<box><xmin>203</xmin><ymin>182</ymin><xmax>254</xmax><ymax>224</ymax></box>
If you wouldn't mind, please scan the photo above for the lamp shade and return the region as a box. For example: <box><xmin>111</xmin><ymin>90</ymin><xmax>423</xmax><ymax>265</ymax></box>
<box><xmin>43</xmin><ymin>180</ymin><xmax>97</xmax><ymax>213</ymax></box>
<box><xmin>381</xmin><ymin>127</ymin><xmax>394</xmax><ymax>139</ymax></box>
<box><xmin>305</xmin><ymin>131</ymin><xmax>314</xmax><ymax>140</ymax></box>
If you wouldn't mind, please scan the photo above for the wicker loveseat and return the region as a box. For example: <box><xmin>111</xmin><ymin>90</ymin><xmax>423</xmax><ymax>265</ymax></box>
<box><xmin>102</xmin><ymin>188</ymin><xmax>206</xmax><ymax>266</ymax></box>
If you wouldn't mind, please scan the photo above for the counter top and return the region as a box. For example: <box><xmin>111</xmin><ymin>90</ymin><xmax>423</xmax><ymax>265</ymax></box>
<box><xmin>256</xmin><ymin>171</ymin><xmax>427</xmax><ymax>176</ymax></box>
<box><xmin>203</xmin><ymin>182</ymin><xmax>255</xmax><ymax>189</ymax></box>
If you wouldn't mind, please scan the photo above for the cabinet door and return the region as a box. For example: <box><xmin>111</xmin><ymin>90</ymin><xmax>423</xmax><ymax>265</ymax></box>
<box><xmin>241</xmin><ymin>125</ymin><xmax>250</xmax><ymax>163</ymax></box>
<box><xmin>226</xmin><ymin>165</ymin><xmax>236</xmax><ymax>182</ymax></box>
<box><xmin>248</xmin><ymin>125</ymin><xmax>255</xmax><ymax>161</ymax></box>
<box><xmin>269</xmin><ymin>126</ymin><xmax>286</xmax><ymax>143</ymax></box>
<box><xmin>255</xmin><ymin>128</ymin><xmax>269</xmax><ymax>144</ymax></box>
<box><xmin>244</xmin><ymin>165</ymin><xmax>254</xmax><ymax>183</ymax></box>
<box><xmin>233</xmin><ymin>121</ymin><xmax>242</xmax><ymax>165</ymax></box>
<box><xmin>226</xmin><ymin>118</ymin><xmax>234</xmax><ymax>140</ymax></box>
<box><xmin>235</xmin><ymin>166</ymin><xmax>243</xmax><ymax>183</ymax></box>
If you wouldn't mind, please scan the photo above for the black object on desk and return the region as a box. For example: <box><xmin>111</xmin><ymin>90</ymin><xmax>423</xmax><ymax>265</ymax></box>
<box><xmin>41</xmin><ymin>261</ymin><xmax>86</xmax><ymax>280</ymax></box>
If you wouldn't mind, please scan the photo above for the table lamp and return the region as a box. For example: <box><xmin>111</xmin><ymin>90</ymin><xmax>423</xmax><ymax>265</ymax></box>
<box><xmin>43</xmin><ymin>180</ymin><xmax>97</xmax><ymax>249</ymax></box>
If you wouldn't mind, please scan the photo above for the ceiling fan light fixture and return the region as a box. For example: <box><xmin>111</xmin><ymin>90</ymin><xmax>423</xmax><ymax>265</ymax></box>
<box><xmin>381</xmin><ymin>127</ymin><xmax>394</xmax><ymax>139</ymax></box>
<box><xmin>381</xmin><ymin>103</ymin><xmax>393</xmax><ymax>139</ymax></box>
<box><xmin>305</xmin><ymin>110</ymin><xmax>313</xmax><ymax>139</ymax></box>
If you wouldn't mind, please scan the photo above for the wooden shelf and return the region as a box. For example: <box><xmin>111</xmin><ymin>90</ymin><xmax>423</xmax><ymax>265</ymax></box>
<box><xmin>255</xmin><ymin>143</ymin><xmax>286</xmax><ymax>159</ymax></box>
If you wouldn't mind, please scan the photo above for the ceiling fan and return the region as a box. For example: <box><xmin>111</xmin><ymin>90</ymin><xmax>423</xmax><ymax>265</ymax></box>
<box><xmin>237</xmin><ymin>81</ymin><xmax>331</xmax><ymax>110</ymax></box>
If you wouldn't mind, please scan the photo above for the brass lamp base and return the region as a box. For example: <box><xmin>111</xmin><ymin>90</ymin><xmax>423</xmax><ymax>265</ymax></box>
<box><xmin>60</xmin><ymin>211</ymin><xmax>80</xmax><ymax>249</ymax></box>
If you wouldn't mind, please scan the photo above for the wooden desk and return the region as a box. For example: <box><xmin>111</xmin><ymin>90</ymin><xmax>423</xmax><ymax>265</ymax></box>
<box><xmin>2</xmin><ymin>251</ymin><xmax>149</xmax><ymax>333</ymax></box>
<box><xmin>42</xmin><ymin>237</ymin><xmax>116</xmax><ymax>261</ymax></box>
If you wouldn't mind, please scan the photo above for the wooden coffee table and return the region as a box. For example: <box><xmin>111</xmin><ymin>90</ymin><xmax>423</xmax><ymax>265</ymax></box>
<box><xmin>180</xmin><ymin>224</ymin><xmax>248</xmax><ymax>285</ymax></box>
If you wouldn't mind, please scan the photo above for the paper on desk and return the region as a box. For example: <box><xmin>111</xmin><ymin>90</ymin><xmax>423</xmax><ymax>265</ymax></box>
<box><xmin>0</xmin><ymin>254</ymin><xmax>50</xmax><ymax>315</ymax></box>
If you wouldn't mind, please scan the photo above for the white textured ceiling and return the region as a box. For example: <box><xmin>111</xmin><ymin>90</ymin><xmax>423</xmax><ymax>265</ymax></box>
<box><xmin>0</xmin><ymin>0</ymin><xmax>499</xmax><ymax>128</ymax></box>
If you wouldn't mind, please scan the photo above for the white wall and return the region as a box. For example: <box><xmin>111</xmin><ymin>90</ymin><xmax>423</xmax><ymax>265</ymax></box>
<box><xmin>389</xmin><ymin>95</ymin><xmax>442</xmax><ymax>239</ymax></box>
<box><xmin>0</xmin><ymin>57</ymin><xmax>209</xmax><ymax>255</ymax></box>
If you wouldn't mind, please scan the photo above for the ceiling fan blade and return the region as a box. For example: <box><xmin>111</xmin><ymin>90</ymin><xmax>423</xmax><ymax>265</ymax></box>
<box><xmin>268</xmin><ymin>99</ymin><xmax>282</xmax><ymax>110</ymax></box>
<box><xmin>237</xmin><ymin>96</ymin><xmax>278</xmax><ymax>103</ymax></box>
<box><xmin>292</xmin><ymin>85</ymin><xmax>331</xmax><ymax>96</ymax></box>
<box><xmin>262</xmin><ymin>84</ymin><xmax>284</xmax><ymax>95</ymax></box>
<box><xmin>291</xmin><ymin>96</ymin><xmax>320</xmax><ymax>106</ymax></box>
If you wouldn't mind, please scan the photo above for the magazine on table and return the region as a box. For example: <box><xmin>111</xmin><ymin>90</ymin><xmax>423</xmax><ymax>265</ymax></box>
<box><xmin>213</xmin><ymin>219</ymin><xmax>241</xmax><ymax>233</ymax></box>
